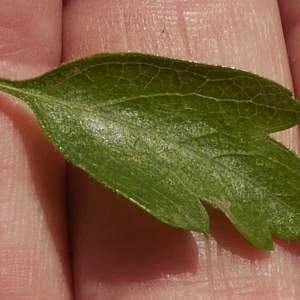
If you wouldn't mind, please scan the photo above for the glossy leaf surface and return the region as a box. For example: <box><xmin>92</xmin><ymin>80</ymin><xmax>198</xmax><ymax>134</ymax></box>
<box><xmin>1</xmin><ymin>53</ymin><xmax>300</xmax><ymax>249</ymax></box>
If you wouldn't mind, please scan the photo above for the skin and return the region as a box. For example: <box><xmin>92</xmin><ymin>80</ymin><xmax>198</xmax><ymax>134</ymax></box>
<box><xmin>0</xmin><ymin>0</ymin><xmax>299</xmax><ymax>299</ymax></box>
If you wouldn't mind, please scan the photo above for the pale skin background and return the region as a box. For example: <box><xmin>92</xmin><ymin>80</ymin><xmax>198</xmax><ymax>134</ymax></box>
<box><xmin>0</xmin><ymin>0</ymin><xmax>299</xmax><ymax>299</ymax></box>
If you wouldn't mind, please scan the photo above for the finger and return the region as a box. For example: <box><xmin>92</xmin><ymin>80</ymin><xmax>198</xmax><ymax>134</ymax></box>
<box><xmin>276</xmin><ymin>0</ymin><xmax>300</xmax><ymax>154</ymax></box>
<box><xmin>63</xmin><ymin>0</ymin><xmax>300</xmax><ymax>298</ymax></box>
<box><xmin>0</xmin><ymin>1</ymin><xmax>72</xmax><ymax>298</ymax></box>
<box><xmin>278</xmin><ymin>0</ymin><xmax>300</xmax><ymax>98</ymax></box>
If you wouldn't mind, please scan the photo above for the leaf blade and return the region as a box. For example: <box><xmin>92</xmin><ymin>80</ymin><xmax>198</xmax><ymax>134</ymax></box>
<box><xmin>1</xmin><ymin>53</ymin><xmax>300</xmax><ymax>249</ymax></box>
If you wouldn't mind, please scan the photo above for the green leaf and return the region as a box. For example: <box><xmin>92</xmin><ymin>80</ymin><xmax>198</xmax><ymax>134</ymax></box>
<box><xmin>1</xmin><ymin>53</ymin><xmax>300</xmax><ymax>249</ymax></box>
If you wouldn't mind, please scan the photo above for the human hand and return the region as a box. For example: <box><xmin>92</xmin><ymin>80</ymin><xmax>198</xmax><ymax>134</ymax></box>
<box><xmin>0</xmin><ymin>0</ymin><xmax>299</xmax><ymax>299</ymax></box>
